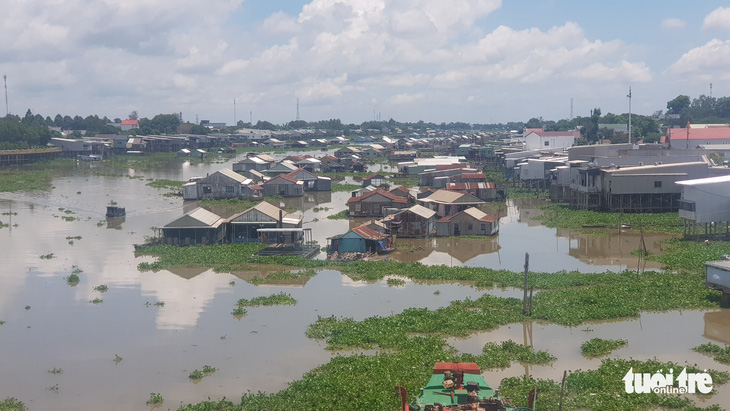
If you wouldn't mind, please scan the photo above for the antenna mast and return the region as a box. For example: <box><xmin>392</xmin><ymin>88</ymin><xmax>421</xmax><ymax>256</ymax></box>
<box><xmin>570</xmin><ymin>98</ymin><xmax>573</xmax><ymax>121</ymax></box>
<box><xmin>234</xmin><ymin>99</ymin><xmax>237</xmax><ymax>125</ymax></box>
<box><xmin>3</xmin><ymin>75</ymin><xmax>8</xmax><ymax>116</ymax></box>
<box><xmin>296</xmin><ymin>98</ymin><xmax>300</xmax><ymax>121</ymax></box>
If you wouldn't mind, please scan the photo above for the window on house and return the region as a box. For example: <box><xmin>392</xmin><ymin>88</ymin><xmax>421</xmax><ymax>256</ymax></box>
<box><xmin>544</xmin><ymin>140</ymin><xmax>550</xmax><ymax>146</ymax></box>
<box><xmin>226</xmin><ymin>186</ymin><xmax>234</xmax><ymax>194</ymax></box>
<box><xmin>654</xmin><ymin>181</ymin><xmax>662</xmax><ymax>188</ymax></box>
<box><xmin>203</xmin><ymin>186</ymin><xmax>212</xmax><ymax>194</ymax></box>
<box><xmin>355</xmin><ymin>203</ymin><xmax>361</xmax><ymax>212</ymax></box>
<box><xmin>467</xmin><ymin>224</ymin><xmax>473</xmax><ymax>230</ymax></box>
<box><xmin>481</xmin><ymin>224</ymin><xmax>486</xmax><ymax>231</ymax></box>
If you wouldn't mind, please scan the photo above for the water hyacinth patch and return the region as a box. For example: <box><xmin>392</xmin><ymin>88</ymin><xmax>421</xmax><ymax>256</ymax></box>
<box><xmin>694</xmin><ymin>342</ymin><xmax>730</xmax><ymax>364</ymax></box>
<box><xmin>236</xmin><ymin>292</ymin><xmax>297</xmax><ymax>307</ymax></box>
<box><xmin>580</xmin><ymin>338</ymin><xmax>628</xmax><ymax>357</ymax></box>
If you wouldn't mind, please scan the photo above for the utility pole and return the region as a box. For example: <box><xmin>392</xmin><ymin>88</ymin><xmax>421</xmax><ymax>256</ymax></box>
<box><xmin>570</xmin><ymin>98</ymin><xmax>573</xmax><ymax>121</ymax></box>
<box><xmin>710</xmin><ymin>83</ymin><xmax>713</xmax><ymax>98</ymax></box>
<box><xmin>234</xmin><ymin>99</ymin><xmax>237</xmax><ymax>126</ymax></box>
<box><xmin>3</xmin><ymin>75</ymin><xmax>8</xmax><ymax>116</ymax></box>
<box><xmin>627</xmin><ymin>87</ymin><xmax>632</xmax><ymax>144</ymax></box>
<box><xmin>296</xmin><ymin>98</ymin><xmax>300</xmax><ymax>121</ymax></box>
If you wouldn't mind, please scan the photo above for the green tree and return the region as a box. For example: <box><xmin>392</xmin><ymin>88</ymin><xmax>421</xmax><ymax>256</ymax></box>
<box><xmin>666</xmin><ymin>95</ymin><xmax>690</xmax><ymax>115</ymax></box>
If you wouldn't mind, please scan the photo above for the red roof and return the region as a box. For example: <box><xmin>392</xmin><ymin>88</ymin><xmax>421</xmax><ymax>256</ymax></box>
<box><xmin>249</xmin><ymin>184</ymin><xmax>263</xmax><ymax>190</ymax></box>
<box><xmin>321</xmin><ymin>155</ymin><xmax>338</xmax><ymax>160</ymax></box>
<box><xmin>121</xmin><ymin>120</ymin><xmax>138</xmax><ymax>125</ymax></box>
<box><xmin>350</xmin><ymin>224</ymin><xmax>387</xmax><ymax>240</ymax></box>
<box><xmin>265</xmin><ymin>174</ymin><xmax>299</xmax><ymax>184</ymax></box>
<box><xmin>363</xmin><ymin>173</ymin><xmax>386</xmax><ymax>180</ymax></box>
<box><xmin>390</xmin><ymin>186</ymin><xmax>410</xmax><ymax>195</ymax></box>
<box><xmin>666</xmin><ymin>126</ymin><xmax>730</xmax><ymax>141</ymax></box>
<box><xmin>347</xmin><ymin>188</ymin><xmax>408</xmax><ymax>204</ymax></box>
<box><xmin>437</xmin><ymin>216</ymin><xmax>452</xmax><ymax>223</ymax></box>
<box><xmin>446</xmin><ymin>182</ymin><xmax>496</xmax><ymax>190</ymax></box>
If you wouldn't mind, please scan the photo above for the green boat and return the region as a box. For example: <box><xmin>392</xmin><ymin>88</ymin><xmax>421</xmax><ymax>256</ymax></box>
<box><xmin>395</xmin><ymin>362</ymin><xmax>538</xmax><ymax>411</ymax></box>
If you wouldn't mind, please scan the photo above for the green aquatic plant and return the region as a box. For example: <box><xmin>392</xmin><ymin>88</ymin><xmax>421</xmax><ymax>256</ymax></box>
<box><xmin>326</xmin><ymin>210</ymin><xmax>349</xmax><ymax>220</ymax></box>
<box><xmin>231</xmin><ymin>307</ymin><xmax>247</xmax><ymax>317</ymax></box>
<box><xmin>90</xmin><ymin>298</ymin><xmax>103</xmax><ymax>304</ymax></box>
<box><xmin>236</xmin><ymin>292</ymin><xmax>297</xmax><ymax>307</ymax></box>
<box><xmin>94</xmin><ymin>284</ymin><xmax>108</xmax><ymax>292</ymax></box>
<box><xmin>114</xmin><ymin>354</ymin><xmax>123</xmax><ymax>364</ymax></box>
<box><xmin>694</xmin><ymin>342</ymin><xmax>730</xmax><ymax>364</ymax></box>
<box><xmin>580</xmin><ymin>338</ymin><xmax>627</xmax><ymax>357</ymax></box>
<box><xmin>189</xmin><ymin>369</ymin><xmax>204</xmax><ymax>380</ymax></box>
<box><xmin>48</xmin><ymin>368</ymin><xmax>63</xmax><ymax>375</ymax></box>
<box><xmin>0</xmin><ymin>396</ymin><xmax>27</xmax><ymax>410</ymax></box>
<box><xmin>146</xmin><ymin>393</ymin><xmax>163</xmax><ymax>405</ymax></box>
<box><xmin>66</xmin><ymin>273</ymin><xmax>80</xmax><ymax>285</ymax></box>
<box><xmin>202</xmin><ymin>365</ymin><xmax>216</xmax><ymax>374</ymax></box>
<box><xmin>40</xmin><ymin>253</ymin><xmax>55</xmax><ymax>259</ymax></box>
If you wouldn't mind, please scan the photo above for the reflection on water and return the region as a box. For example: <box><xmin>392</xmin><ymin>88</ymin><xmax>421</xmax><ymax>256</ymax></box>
<box><xmin>0</xmin><ymin>154</ymin><xmax>720</xmax><ymax>409</ymax></box>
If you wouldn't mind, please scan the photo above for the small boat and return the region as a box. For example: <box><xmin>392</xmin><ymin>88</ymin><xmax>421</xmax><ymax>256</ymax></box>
<box><xmin>106</xmin><ymin>206</ymin><xmax>126</xmax><ymax>218</ymax></box>
<box><xmin>395</xmin><ymin>362</ymin><xmax>538</xmax><ymax>411</ymax></box>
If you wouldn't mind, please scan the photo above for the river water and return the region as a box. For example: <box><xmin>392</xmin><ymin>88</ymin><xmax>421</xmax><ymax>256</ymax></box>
<box><xmin>0</xmin><ymin>153</ymin><xmax>728</xmax><ymax>409</ymax></box>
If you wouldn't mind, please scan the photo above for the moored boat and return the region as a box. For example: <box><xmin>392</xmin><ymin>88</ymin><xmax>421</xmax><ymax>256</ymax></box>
<box><xmin>395</xmin><ymin>362</ymin><xmax>538</xmax><ymax>411</ymax></box>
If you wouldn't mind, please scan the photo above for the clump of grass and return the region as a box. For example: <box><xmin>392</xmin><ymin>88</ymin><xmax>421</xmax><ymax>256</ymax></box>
<box><xmin>109</xmin><ymin>200</ymin><xmax>118</xmax><ymax>206</ymax></box>
<box><xmin>249</xmin><ymin>269</ymin><xmax>318</xmax><ymax>285</ymax></box>
<box><xmin>146</xmin><ymin>393</ymin><xmax>163</xmax><ymax>405</ymax></box>
<box><xmin>90</xmin><ymin>298</ymin><xmax>103</xmax><ymax>304</ymax></box>
<box><xmin>580</xmin><ymin>338</ymin><xmax>627</xmax><ymax>357</ymax></box>
<box><xmin>189</xmin><ymin>370</ymin><xmax>204</xmax><ymax>380</ymax></box>
<box><xmin>114</xmin><ymin>354</ymin><xmax>123</xmax><ymax>364</ymax></box>
<box><xmin>236</xmin><ymin>292</ymin><xmax>297</xmax><ymax>307</ymax></box>
<box><xmin>202</xmin><ymin>365</ymin><xmax>216</xmax><ymax>374</ymax></box>
<box><xmin>24</xmin><ymin>305</ymin><xmax>30</xmax><ymax>310</ymax></box>
<box><xmin>93</xmin><ymin>284</ymin><xmax>108</xmax><ymax>293</ymax></box>
<box><xmin>40</xmin><ymin>253</ymin><xmax>55</xmax><ymax>259</ymax></box>
<box><xmin>694</xmin><ymin>342</ymin><xmax>730</xmax><ymax>364</ymax></box>
<box><xmin>386</xmin><ymin>278</ymin><xmax>406</xmax><ymax>287</ymax></box>
<box><xmin>232</xmin><ymin>307</ymin><xmax>247</xmax><ymax>317</ymax></box>
<box><xmin>48</xmin><ymin>368</ymin><xmax>63</xmax><ymax>375</ymax></box>
<box><xmin>154</xmin><ymin>301</ymin><xmax>165</xmax><ymax>307</ymax></box>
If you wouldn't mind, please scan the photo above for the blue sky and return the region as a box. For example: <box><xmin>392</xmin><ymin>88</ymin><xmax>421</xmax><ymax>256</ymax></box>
<box><xmin>2</xmin><ymin>0</ymin><xmax>730</xmax><ymax>126</ymax></box>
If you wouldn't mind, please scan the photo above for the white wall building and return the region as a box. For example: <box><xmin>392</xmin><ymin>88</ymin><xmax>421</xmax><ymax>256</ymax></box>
<box><xmin>524</xmin><ymin>130</ymin><xmax>580</xmax><ymax>151</ymax></box>
<box><xmin>677</xmin><ymin>175</ymin><xmax>730</xmax><ymax>223</ymax></box>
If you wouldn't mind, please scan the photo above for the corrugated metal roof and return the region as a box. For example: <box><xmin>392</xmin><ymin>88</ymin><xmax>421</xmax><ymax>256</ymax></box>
<box><xmin>347</xmin><ymin>188</ymin><xmax>408</xmax><ymax>204</ymax></box>
<box><xmin>677</xmin><ymin>174</ymin><xmax>730</xmax><ymax>186</ymax></box>
<box><xmin>463</xmin><ymin>207</ymin><xmax>499</xmax><ymax>222</ymax></box>
<box><xmin>215</xmin><ymin>168</ymin><xmax>248</xmax><ymax>183</ymax></box>
<box><xmin>668</xmin><ymin>126</ymin><xmax>730</xmax><ymax>140</ymax></box>
<box><xmin>446</xmin><ymin>182</ymin><xmax>496</xmax><ymax>190</ymax></box>
<box><xmin>417</xmin><ymin>189</ymin><xmax>484</xmax><ymax>204</ymax></box>
<box><xmin>401</xmin><ymin>204</ymin><xmax>436</xmax><ymax>219</ymax></box>
<box><xmin>350</xmin><ymin>224</ymin><xmax>387</xmax><ymax>240</ymax></box>
<box><xmin>164</xmin><ymin>207</ymin><xmax>224</xmax><ymax>229</ymax></box>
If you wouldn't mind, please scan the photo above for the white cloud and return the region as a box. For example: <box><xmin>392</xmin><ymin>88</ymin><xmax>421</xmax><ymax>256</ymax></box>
<box><xmin>703</xmin><ymin>7</ymin><xmax>730</xmax><ymax>30</ymax></box>
<box><xmin>670</xmin><ymin>39</ymin><xmax>730</xmax><ymax>80</ymax></box>
<box><xmin>570</xmin><ymin>61</ymin><xmax>652</xmax><ymax>82</ymax></box>
<box><xmin>661</xmin><ymin>18</ymin><xmax>686</xmax><ymax>29</ymax></box>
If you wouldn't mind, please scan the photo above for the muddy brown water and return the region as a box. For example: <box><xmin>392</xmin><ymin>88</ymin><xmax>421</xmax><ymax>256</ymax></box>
<box><xmin>0</xmin><ymin>154</ymin><xmax>727</xmax><ymax>409</ymax></box>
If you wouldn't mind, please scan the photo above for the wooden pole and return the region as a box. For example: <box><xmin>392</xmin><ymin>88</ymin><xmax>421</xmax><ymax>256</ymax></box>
<box><xmin>523</xmin><ymin>253</ymin><xmax>529</xmax><ymax>315</ymax></box>
<box><xmin>529</xmin><ymin>286</ymin><xmax>534</xmax><ymax>316</ymax></box>
<box><xmin>558</xmin><ymin>370</ymin><xmax>567</xmax><ymax>411</ymax></box>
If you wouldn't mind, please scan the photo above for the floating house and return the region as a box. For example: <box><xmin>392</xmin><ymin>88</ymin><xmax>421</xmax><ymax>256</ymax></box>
<box><xmin>361</xmin><ymin>173</ymin><xmax>387</xmax><ymax>187</ymax></box>
<box><xmin>263</xmin><ymin>160</ymin><xmax>299</xmax><ymax>177</ymax></box>
<box><xmin>232</xmin><ymin>155</ymin><xmax>273</xmax><ymax>172</ymax></box>
<box><xmin>328</xmin><ymin>224</ymin><xmax>395</xmax><ymax>255</ymax></box>
<box><xmin>263</xmin><ymin>174</ymin><xmax>304</xmax><ymax>197</ymax></box>
<box><xmin>435</xmin><ymin>207</ymin><xmax>499</xmax><ymax>236</ymax></box>
<box><xmin>444</xmin><ymin>182</ymin><xmax>498</xmax><ymax>201</ymax></box>
<box><xmin>347</xmin><ymin>188</ymin><xmax>408</xmax><ymax>217</ymax></box>
<box><xmin>417</xmin><ymin>189</ymin><xmax>485</xmax><ymax>217</ymax></box>
<box><xmin>381</xmin><ymin>204</ymin><xmax>436</xmax><ymax>237</ymax></box>
<box><xmin>161</xmin><ymin>207</ymin><xmax>226</xmax><ymax>245</ymax></box>
<box><xmin>286</xmin><ymin>168</ymin><xmax>332</xmax><ymax>191</ymax></box>
<box><xmin>226</xmin><ymin>201</ymin><xmax>303</xmax><ymax>243</ymax></box>
<box><xmin>182</xmin><ymin>169</ymin><xmax>249</xmax><ymax>200</ymax></box>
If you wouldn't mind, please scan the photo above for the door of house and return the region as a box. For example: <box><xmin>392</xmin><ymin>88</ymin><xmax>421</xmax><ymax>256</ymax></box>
<box><xmin>453</xmin><ymin>223</ymin><xmax>460</xmax><ymax>236</ymax></box>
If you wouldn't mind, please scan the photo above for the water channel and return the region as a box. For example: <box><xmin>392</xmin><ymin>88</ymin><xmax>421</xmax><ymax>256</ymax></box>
<box><xmin>0</xmin><ymin>152</ymin><xmax>728</xmax><ymax>409</ymax></box>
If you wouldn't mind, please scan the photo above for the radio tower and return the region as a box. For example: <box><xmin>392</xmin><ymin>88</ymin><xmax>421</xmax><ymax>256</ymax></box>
<box><xmin>296</xmin><ymin>98</ymin><xmax>300</xmax><ymax>121</ymax></box>
<box><xmin>3</xmin><ymin>75</ymin><xmax>8</xmax><ymax>116</ymax></box>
